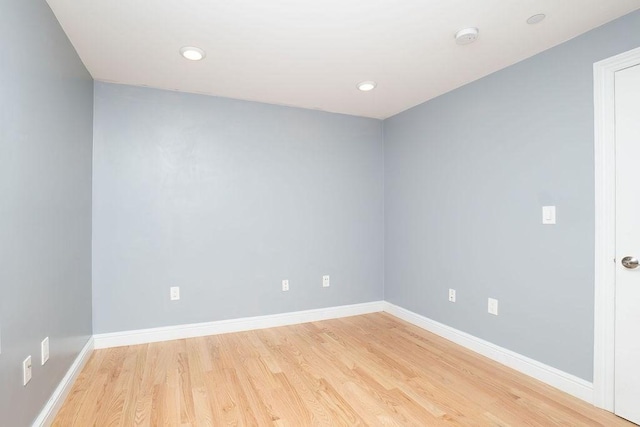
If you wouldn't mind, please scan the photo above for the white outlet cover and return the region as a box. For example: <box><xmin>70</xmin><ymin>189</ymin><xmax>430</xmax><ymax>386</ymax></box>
<box><xmin>322</xmin><ymin>275</ymin><xmax>330</xmax><ymax>287</ymax></box>
<box><xmin>282</xmin><ymin>279</ymin><xmax>289</xmax><ymax>291</ymax></box>
<box><xmin>488</xmin><ymin>298</ymin><xmax>499</xmax><ymax>315</ymax></box>
<box><xmin>41</xmin><ymin>337</ymin><xmax>50</xmax><ymax>365</ymax></box>
<box><xmin>170</xmin><ymin>286</ymin><xmax>180</xmax><ymax>301</ymax></box>
<box><xmin>23</xmin><ymin>356</ymin><xmax>32</xmax><ymax>386</ymax></box>
<box><xmin>448</xmin><ymin>289</ymin><xmax>456</xmax><ymax>302</ymax></box>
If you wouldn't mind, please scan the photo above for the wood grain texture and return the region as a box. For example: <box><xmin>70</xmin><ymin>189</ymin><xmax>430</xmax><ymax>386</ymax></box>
<box><xmin>53</xmin><ymin>313</ymin><xmax>632</xmax><ymax>426</ymax></box>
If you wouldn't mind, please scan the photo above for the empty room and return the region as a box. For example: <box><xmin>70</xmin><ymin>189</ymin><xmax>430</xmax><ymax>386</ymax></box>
<box><xmin>2</xmin><ymin>0</ymin><xmax>640</xmax><ymax>425</ymax></box>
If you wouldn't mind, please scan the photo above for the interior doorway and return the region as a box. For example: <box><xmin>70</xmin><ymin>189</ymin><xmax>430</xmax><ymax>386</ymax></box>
<box><xmin>594</xmin><ymin>46</ymin><xmax>640</xmax><ymax>423</ymax></box>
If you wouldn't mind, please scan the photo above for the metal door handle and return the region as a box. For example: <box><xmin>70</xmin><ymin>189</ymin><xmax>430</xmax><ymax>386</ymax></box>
<box><xmin>621</xmin><ymin>256</ymin><xmax>639</xmax><ymax>269</ymax></box>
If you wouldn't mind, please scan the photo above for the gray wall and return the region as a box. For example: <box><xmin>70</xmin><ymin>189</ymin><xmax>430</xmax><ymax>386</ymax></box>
<box><xmin>92</xmin><ymin>82</ymin><xmax>384</xmax><ymax>334</ymax></box>
<box><xmin>1</xmin><ymin>6</ymin><xmax>635</xmax><ymax>424</ymax></box>
<box><xmin>384</xmin><ymin>10</ymin><xmax>640</xmax><ymax>382</ymax></box>
<box><xmin>0</xmin><ymin>0</ymin><xmax>93</xmax><ymax>425</ymax></box>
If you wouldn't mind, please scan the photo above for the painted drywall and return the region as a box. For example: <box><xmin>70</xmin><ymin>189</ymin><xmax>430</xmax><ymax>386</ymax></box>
<box><xmin>0</xmin><ymin>0</ymin><xmax>93</xmax><ymax>425</ymax></box>
<box><xmin>384</xmin><ymin>10</ymin><xmax>640</xmax><ymax>382</ymax></box>
<box><xmin>92</xmin><ymin>82</ymin><xmax>384</xmax><ymax>334</ymax></box>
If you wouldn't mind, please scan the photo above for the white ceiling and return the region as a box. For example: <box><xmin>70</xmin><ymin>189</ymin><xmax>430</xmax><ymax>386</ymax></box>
<box><xmin>47</xmin><ymin>0</ymin><xmax>640</xmax><ymax>119</ymax></box>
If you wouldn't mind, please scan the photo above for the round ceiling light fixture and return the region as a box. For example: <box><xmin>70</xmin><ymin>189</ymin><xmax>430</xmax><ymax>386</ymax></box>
<box><xmin>455</xmin><ymin>27</ymin><xmax>479</xmax><ymax>45</ymax></box>
<box><xmin>357</xmin><ymin>81</ymin><xmax>377</xmax><ymax>92</ymax></box>
<box><xmin>526</xmin><ymin>14</ymin><xmax>546</xmax><ymax>25</ymax></box>
<box><xmin>179</xmin><ymin>46</ymin><xmax>206</xmax><ymax>61</ymax></box>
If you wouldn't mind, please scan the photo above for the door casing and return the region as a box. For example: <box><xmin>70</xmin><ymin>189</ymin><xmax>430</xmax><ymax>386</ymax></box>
<box><xmin>593</xmin><ymin>46</ymin><xmax>640</xmax><ymax>411</ymax></box>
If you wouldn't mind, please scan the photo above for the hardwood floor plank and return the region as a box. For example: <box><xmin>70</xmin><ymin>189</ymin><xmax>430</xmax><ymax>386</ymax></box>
<box><xmin>260</xmin><ymin>328</ymin><xmax>366</xmax><ymax>425</ymax></box>
<box><xmin>53</xmin><ymin>313</ymin><xmax>633</xmax><ymax>426</ymax></box>
<box><xmin>52</xmin><ymin>349</ymin><xmax>107</xmax><ymax>426</ymax></box>
<box><xmin>118</xmin><ymin>344</ymin><xmax>148</xmax><ymax>427</ymax></box>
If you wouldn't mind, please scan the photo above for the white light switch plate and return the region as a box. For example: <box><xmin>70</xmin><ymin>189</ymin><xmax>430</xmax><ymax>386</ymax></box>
<box><xmin>542</xmin><ymin>206</ymin><xmax>556</xmax><ymax>224</ymax></box>
<box><xmin>170</xmin><ymin>286</ymin><xmax>180</xmax><ymax>301</ymax></box>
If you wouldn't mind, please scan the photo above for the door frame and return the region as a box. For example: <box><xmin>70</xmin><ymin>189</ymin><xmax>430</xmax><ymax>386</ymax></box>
<box><xmin>593</xmin><ymin>46</ymin><xmax>640</xmax><ymax>411</ymax></box>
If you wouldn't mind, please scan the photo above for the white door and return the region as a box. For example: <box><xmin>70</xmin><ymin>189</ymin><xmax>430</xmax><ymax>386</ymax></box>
<box><xmin>614</xmin><ymin>62</ymin><xmax>640</xmax><ymax>424</ymax></box>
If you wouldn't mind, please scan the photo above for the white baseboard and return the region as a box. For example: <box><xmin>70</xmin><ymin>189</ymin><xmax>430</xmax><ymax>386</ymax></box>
<box><xmin>44</xmin><ymin>300</ymin><xmax>594</xmax><ymax>421</ymax></box>
<box><xmin>33</xmin><ymin>336</ymin><xmax>95</xmax><ymax>427</ymax></box>
<box><xmin>94</xmin><ymin>301</ymin><xmax>385</xmax><ymax>349</ymax></box>
<box><xmin>382</xmin><ymin>302</ymin><xmax>594</xmax><ymax>404</ymax></box>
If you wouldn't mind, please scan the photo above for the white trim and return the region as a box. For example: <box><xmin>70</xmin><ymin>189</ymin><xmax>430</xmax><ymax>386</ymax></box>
<box><xmin>37</xmin><ymin>301</ymin><xmax>603</xmax><ymax>422</ymax></box>
<box><xmin>32</xmin><ymin>337</ymin><xmax>95</xmax><ymax>427</ymax></box>
<box><xmin>593</xmin><ymin>46</ymin><xmax>640</xmax><ymax>411</ymax></box>
<box><xmin>383</xmin><ymin>302</ymin><xmax>594</xmax><ymax>403</ymax></box>
<box><xmin>94</xmin><ymin>301</ymin><xmax>385</xmax><ymax>349</ymax></box>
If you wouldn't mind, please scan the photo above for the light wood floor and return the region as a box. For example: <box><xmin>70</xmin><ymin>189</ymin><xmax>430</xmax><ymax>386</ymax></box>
<box><xmin>54</xmin><ymin>313</ymin><xmax>632</xmax><ymax>426</ymax></box>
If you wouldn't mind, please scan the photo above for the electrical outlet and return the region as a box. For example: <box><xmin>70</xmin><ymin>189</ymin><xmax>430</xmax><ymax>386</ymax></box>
<box><xmin>170</xmin><ymin>286</ymin><xmax>180</xmax><ymax>301</ymax></box>
<box><xmin>448</xmin><ymin>289</ymin><xmax>456</xmax><ymax>302</ymax></box>
<box><xmin>282</xmin><ymin>279</ymin><xmax>289</xmax><ymax>291</ymax></box>
<box><xmin>488</xmin><ymin>298</ymin><xmax>499</xmax><ymax>316</ymax></box>
<box><xmin>41</xmin><ymin>337</ymin><xmax>49</xmax><ymax>365</ymax></box>
<box><xmin>23</xmin><ymin>356</ymin><xmax>32</xmax><ymax>386</ymax></box>
<box><xmin>322</xmin><ymin>275</ymin><xmax>330</xmax><ymax>287</ymax></box>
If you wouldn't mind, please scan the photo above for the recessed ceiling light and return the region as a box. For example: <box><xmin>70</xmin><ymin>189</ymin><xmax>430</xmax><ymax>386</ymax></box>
<box><xmin>527</xmin><ymin>14</ymin><xmax>546</xmax><ymax>25</ymax></box>
<box><xmin>455</xmin><ymin>27</ymin><xmax>479</xmax><ymax>45</ymax></box>
<box><xmin>357</xmin><ymin>81</ymin><xmax>377</xmax><ymax>92</ymax></box>
<box><xmin>179</xmin><ymin>46</ymin><xmax>206</xmax><ymax>61</ymax></box>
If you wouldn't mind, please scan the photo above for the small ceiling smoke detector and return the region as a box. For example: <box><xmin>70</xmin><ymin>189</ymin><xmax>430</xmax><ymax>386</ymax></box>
<box><xmin>357</xmin><ymin>81</ymin><xmax>377</xmax><ymax>92</ymax></box>
<box><xmin>179</xmin><ymin>46</ymin><xmax>206</xmax><ymax>61</ymax></box>
<box><xmin>527</xmin><ymin>14</ymin><xmax>546</xmax><ymax>25</ymax></box>
<box><xmin>455</xmin><ymin>27</ymin><xmax>479</xmax><ymax>45</ymax></box>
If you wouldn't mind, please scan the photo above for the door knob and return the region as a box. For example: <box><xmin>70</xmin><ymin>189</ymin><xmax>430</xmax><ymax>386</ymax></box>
<box><xmin>621</xmin><ymin>256</ymin><xmax>639</xmax><ymax>269</ymax></box>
